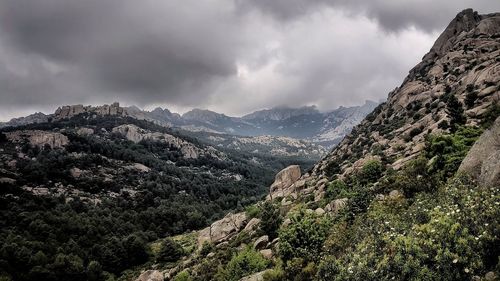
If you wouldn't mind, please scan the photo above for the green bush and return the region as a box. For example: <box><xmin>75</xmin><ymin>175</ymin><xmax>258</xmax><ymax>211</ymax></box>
<box><xmin>258</xmin><ymin>201</ymin><xmax>282</xmax><ymax>239</ymax></box>
<box><xmin>357</xmin><ymin>160</ymin><xmax>384</xmax><ymax>185</ymax></box>
<box><xmin>216</xmin><ymin>247</ymin><xmax>269</xmax><ymax>281</ymax></box>
<box><xmin>173</xmin><ymin>271</ymin><xmax>192</xmax><ymax>281</ymax></box>
<box><xmin>157</xmin><ymin>238</ymin><xmax>184</xmax><ymax>263</ymax></box>
<box><xmin>279</xmin><ymin>211</ymin><xmax>331</xmax><ymax>263</ymax></box>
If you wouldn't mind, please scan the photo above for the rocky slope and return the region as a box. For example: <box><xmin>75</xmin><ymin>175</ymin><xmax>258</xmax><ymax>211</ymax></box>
<box><xmin>133</xmin><ymin>9</ymin><xmax>499</xmax><ymax>281</ymax></box>
<box><xmin>313</xmin><ymin>8</ymin><xmax>499</xmax><ymax>177</ymax></box>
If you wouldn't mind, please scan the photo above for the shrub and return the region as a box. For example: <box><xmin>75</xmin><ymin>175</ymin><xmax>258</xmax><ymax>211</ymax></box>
<box><xmin>157</xmin><ymin>238</ymin><xmax>184</xmax><ymax>263</ymax></box>
<box><xmin>216</xmin><ymin>247</ymin><xmax>269</xmax><ymax>281</ymax></box>
<box><xmin>357</xmin><ymin>160</ymin><xmax>384</xmax><ymax>185</ymax></box>
<box><xmin>173</xmin><ymin>271</ymin><xmax>192</xmax><ymax>281</ymax></box>
<box><xmin>259</xmin><ymin>201</ymin><xmax>282</xmax><ymax>239</ymax></box>
<box><xmin>279</xmin><ymin>211</ymin><xmax>331</xmax><ymax>263</ymax></box>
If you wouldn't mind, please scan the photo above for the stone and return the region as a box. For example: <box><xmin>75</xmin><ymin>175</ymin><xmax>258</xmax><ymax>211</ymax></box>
<box><xmin>389</xmin><ymin>190</ymin><xmax>404</xmax><ymax>199</ymax></box>
<box><xmin>131</xmin><ymin>163</ymin><xmax>151</xmax><ymax>173</ymax></box>
<box><xmin>269</xmin><ymin>165</ymin><xmax>301</xmax><ymax>199</ymax></box>
<box><xmin>198</xmin><ymin>212</ymin><xmax>247</xmax><ymax>246</ymax></box>
<box><xmin>259</xmin><ymin>249</ymin><xmax>273</xmax><ymax>259</ymax></box>
<box><xmin>239</xmin><ymin>271</ymin><xmax>269</xmax><ymax>281</ymax></box>
<box><xmin>70</xmin><ymin>168</ymin><xmax>83</xmax><ymax>178</ymax></box>
<box><xmin>135</xmin><ymin>270</ymin><xmax>163</xmax><ymax>281</ymax></box>
<box><xmin>0</xmin><ymin>177</ymin><xmax>16</xmax><ymax>184</ymax></box>
<box><xmin>253</xmin><ymin>235</ymin><xmax>269</xmax><ymax>250</ymax></box>
<box><xmin>243</xmin><ymin>218</ymin><xmax>261</xmax><ymax>232</ymax></box>
<box><xmin>459</xmin><ymin>116</ymin><xmax>500</xmax><ymax>187</ymax></box>
<box><xmin>485</xmin><ymin>271</ymin><xmax>497</xmax><ymax>281</ymax></box>
<box><xmin>315</xmin><ymin>208</ymin><xmax>325</xmax><ymax>216</ymax></box>
<box><xmin>76</xmin><ymin>127</ymin><xmax>94</xmax><ymax>136</ymax></box>
<box><xmin>325</xmin><ymin>198</ymin><xmax>348</xmax><ymax>214</ymax></box>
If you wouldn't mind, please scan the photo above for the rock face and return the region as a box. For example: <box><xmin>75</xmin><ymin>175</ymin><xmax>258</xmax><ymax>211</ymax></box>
<box><xmin>314</xmin><ymin>9</ymin><xmax>500</xmax><ymax>178</ymax></box>
<box><xmin>135</xmin><ymin>270</ymin><xmax>163</xmax><ymax>281</ymax></box>
<box><xmin>5</xmin><ymin>130</ymin><xmax>69</xmax><ymax>149</ymax></box>
<box><xmin>198</xmin><ymin>212</ymin><xmax>247</xmax><ymax>246</ymax></box>
<box><xmin>54</xmin><ymin>102</ymin><xmax>126</xmax><ymax>120</ymax></box>
<box><xmin>112</xmin><ymin>124</ymin><xmax>223</xmax><ymax>160</ymax></box>
<box><xmin>269</xmin><ymin>165</ymin><xmax>301</xmax><ymax>199</ymax></box>
<box><xmin>459</xmin><ymin>116</ymin><xmax>500</xmax><ymax>187</ymax></box>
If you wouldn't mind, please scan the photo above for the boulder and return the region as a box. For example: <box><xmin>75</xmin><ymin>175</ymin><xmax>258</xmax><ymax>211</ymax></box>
<box><xmin>458</xmin><ymin>116</ymin><xmax>500</xmax><ymax>187</ymax></box>
<box><xmin>389</xmin><ymin>190</ymin><xmax>404</xmax><ymax>199</ymax></box>
<box><xmin>325</xmin><ymin>198</ymin><xmax>348</xmax><ymax>214</ymax></box>
<box><xmin>269</xmin><ymin>165</ymin><xmax>301</xmax><ymax>199</ymax></box>
<box><xmin>0</xmin><ymin>177</ymin><xmax>16</xmax><ymax>184</ymax></box>
<box><xmin>253</xmin><ymin>235</ymin><xmax>269</xmax><ymax>250</ymax></box>
<box><xmin>239</xmin><ymin>271</ymin><xmax>268</xmax><ymax>281</ymax></box>
<box><xmin>315</xmin><ymin>208</ymin><xmax>326</xmax><ymax>216</ymax></box>
<box><xmin>70</xmin><ymin>168</ymin><xmax>83</xmax><ymax>178</ymax></box>
<box><xmin>135</xmin><ymin>270</ymin><xmax>163</xmax><ymax>281</ymax></box>
<box><xmin>76</xmin><ymin>127</ymin><xmax>94</xmax><ymax>136</ymax></box>
<box><xmin>6</xmin><ymin>130</ymin><xmax>69</xmax><ymax>149</ymax></box>
<box><xmin>198</xmin><ymin>212</ymin><xmax>247</xmax><ymax>246</ymax></box>
<box><xmin>243</xmin><ymin>218</ymin><xmax>261</xmax><ymax>232</ymax></box>
<box><xmin>259</xmin><ymin>249</ymin><xmax>273</xmax><ymax>259</ymax></box>
<box><xmin>484</xmin><ymin>271</ymin><xmax>497</xmax><ymax>281</ymax></box>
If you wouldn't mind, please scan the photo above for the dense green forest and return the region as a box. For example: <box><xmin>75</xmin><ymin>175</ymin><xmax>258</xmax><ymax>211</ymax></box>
<box><xmin>0</xmin><ymin>116</ymin><xmax>317</xmax><ymax>281</ymax></box>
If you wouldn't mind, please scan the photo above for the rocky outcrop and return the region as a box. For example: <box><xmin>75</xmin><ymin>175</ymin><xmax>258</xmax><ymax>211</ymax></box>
<box><xmin>112</xmin><ymin>124</ymin><xmax>222</xmax><ymax>160</ymax></box>
<box><xmin>458</xmin><ymin>116</ymin><xmax>500</xmax><ymax>187</ymax></box>
<box><xmin>5</xmin><ymin>130</ymin><xmax>69</xmax><ymax>149</ymax></box>
<box><xmin>198</xmin><ymin>212</ymin><xmax>247</xmax><ymax>246</ymax></box>
<box><xmin>135</xmin><ymin>270</ymin><xmax>164</xmax><ymax>281</ymax></box>
<box><xmin>269</xmin><ymin>165</ymin><xmax>301</xmax><ymax>199</ymax></box>
<box><xmin>54</xmin><ymin>102</ymin><xmax>126</xmax><ymax>120</ymax></box>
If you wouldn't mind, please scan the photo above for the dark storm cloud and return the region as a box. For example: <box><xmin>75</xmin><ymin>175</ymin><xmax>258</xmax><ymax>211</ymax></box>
<box><xmin>0</xmin><ymin>0</ymin><xmax>499</xmax><ymax>120</ymax></box>
<box><xmin>239</xmin><ymin>0</ymin><xmax>500</xmax><ymax>32</ymax></box>
<box><xmin>0</xmin><ymin>0</ymin><xmax>243</xmax><ymax>109</ymax></box>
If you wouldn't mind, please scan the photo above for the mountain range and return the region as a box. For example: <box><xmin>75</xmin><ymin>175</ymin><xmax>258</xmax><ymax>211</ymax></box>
<box><xmin>0</xmin><ymin>101</ymin><xmax>378</xmax><ymax>148</ymax></box>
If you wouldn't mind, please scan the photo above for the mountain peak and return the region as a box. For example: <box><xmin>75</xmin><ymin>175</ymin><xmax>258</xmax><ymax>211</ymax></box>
<box><xmin>243</xmin><ymin>105</ymin><xmax>320</xmax><ymax>121</ymax></box>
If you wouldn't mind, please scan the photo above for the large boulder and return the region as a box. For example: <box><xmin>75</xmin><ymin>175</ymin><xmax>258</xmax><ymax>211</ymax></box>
<box><xmin>253</xmin><ymin>235</ymin><xmax>269</xmax><ymax>250</ymax></box>
<box><xmin>269</xmin><ymin>165</ymin><xmax>301</xmax><ymax>199</ymax></box>
<box><xmin>135</xmin><ymin>270</ymin><xmax>163</xmax><ymax>281</ymax></box>
<box><xmin>5</xmin><ymin>130</ymin><xmax>69</xmax><ymax>149</ymax></box>
<box><xmin>198</xmin><ymin>212</ymin><xmax>247</xmax><ymax>246</ymax></box>
<box><xmin>458</xmin><ymin>116</ymin><xmax>500</xmax><ymax>187</ymax></box>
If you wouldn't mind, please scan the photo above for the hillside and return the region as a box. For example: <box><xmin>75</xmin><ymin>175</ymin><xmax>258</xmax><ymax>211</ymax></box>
<box><xmin>131</xmin><ymin>9</ymin><xmax>500</xmax><ymax>281</ymax></box>
<box><xmin>0</xmin><ymin>113</ymin><xmax>321</xmax><ymax>281</ymax></box>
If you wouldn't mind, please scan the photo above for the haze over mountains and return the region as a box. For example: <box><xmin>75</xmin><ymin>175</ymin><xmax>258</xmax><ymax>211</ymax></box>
<box><xmin>0</xmin><ymin>101</ymin><xmax>377</xmax><ymax>147</ymax></box>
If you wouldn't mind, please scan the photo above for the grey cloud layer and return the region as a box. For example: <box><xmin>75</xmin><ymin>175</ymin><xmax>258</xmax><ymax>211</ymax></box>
<box><xmin>0</xmin><ymin>0</ymin><xmax>499</xmax><ymax>120</ymax></box>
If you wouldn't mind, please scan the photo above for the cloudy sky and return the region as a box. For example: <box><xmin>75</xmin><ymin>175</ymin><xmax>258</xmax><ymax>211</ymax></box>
<box><xmin>0</xmin><ymin>0</ymin><xmax>499</xmax><ymax>121</ymax></box>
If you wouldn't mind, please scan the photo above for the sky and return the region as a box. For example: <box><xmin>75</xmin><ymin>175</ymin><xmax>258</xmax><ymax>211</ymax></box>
<box><xmin>0</xmin><ymin>0</ymin><xmax>499</xmax><ymax>121</ymax></box>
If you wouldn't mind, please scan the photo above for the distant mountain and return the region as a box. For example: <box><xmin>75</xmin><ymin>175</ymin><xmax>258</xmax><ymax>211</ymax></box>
<box><xmin>242</xmin><ymin>105</ymin><xmax>320</xmax><ymax>121</ymax></box>
<box><xmin>1</xmin><ymin>101</ymin><xmax>377</xmax><ymax>148</ymax></box>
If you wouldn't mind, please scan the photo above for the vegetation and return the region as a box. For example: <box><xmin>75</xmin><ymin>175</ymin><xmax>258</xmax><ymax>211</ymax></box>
<box><xmin>0</xmin><ymin>116</ymin><xmax>315</xmax><ymax>281</ymax></box>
